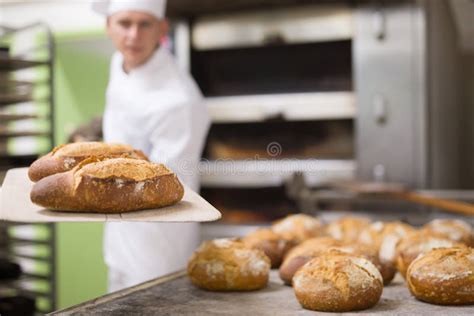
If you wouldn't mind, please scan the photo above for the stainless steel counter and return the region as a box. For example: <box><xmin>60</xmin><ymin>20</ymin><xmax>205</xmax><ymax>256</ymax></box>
<box><xmin>51</xmin><ymin>270</ymin><xmax>473</xmax><ymax>315</ymax></box>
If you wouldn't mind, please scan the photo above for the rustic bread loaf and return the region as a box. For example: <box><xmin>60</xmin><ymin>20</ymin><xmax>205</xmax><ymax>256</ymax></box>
<box><xmin>293</xmin><ymin>251</ymin><xmax>383</xmax><ymax>312</ymax></box>
<box><xmin>407</xmin><ymin>247</ymin><xmax>474</xmax><ymax>305</ymax></box>
<box><xmin>187</xmin><ymin>238</ymin><xmax>271</xmax><ymax>291</ymax></box>
<box><xmin>283</xmin><ymin>237</ymin><xmax>344</xmax><ymax>264</ymax></box>
<box><xmin>422</xmin><ymin>219</ymin><xmax>473</xmax><ymax>246</ymax></box>
<box><xmin>395</xmin><ymin>231</ymin><xmax>466</xmax><ymax>278</ymax></box>
<box><xmin>328</xmin><ymin>243</ymin><xmax>385</xmax><ymax>284</ymax></box>
<box><xmin>271</xmin><ymin>214</ymin><xmax>324</xmax><ymax>244</ymax></box>
<box><xmin>30</xmin><ymin>158</ymin><xmax>183</xmax><ymax>213</ymax></box>
<box><xmin>325</xmin><ymin>216</ymin><xmax>372</xmax><ymax>242</ymax></box>
<box><xmin>358</xmin><ymin>221</ymin><xmax>416</xmax><ymax>284</ymax></box>
<box><xmin>279</xmin><ymin>237</ymin><xmax>344</xmax><ymax>285</ymax></box>
<box><xmin>279</xmin><ymin>237</ymin><xmax>385</xmax><ymax>286</ymax></box>
<box><xmin>242</xmin><ymin>228</ymin><xmax>296</xmax><ymax>268</ymax></box>
<box><xmin>28</xmin><ymin>142</ymin><xmax>148</xmax><ymax>182</ymax></box>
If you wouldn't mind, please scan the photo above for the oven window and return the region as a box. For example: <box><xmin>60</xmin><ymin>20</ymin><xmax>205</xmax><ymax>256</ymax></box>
<box><xmin>204</xmin><ymin>119</ymin><xmax>354</xmax><ymax>160</ymax></box>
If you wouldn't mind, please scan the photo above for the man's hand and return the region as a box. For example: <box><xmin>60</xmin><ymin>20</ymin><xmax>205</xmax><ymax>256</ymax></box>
<box><xmin>68</xmin><ymin>116</ymin><xmax>103</xmax><ymax>143</ymax></box>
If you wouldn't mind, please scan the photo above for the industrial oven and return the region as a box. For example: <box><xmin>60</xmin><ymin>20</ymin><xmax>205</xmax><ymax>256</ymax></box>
<box><xmin>170</xmin><ymin>0</ymin><xmax>470</xmax><ymax>235</ymax></box>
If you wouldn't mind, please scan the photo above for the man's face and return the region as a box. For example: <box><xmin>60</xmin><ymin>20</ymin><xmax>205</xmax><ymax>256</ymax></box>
<box><xmin>107</xmin><ymin>11</ymin><xmax>168</xmax><ymax>70</ymax></box>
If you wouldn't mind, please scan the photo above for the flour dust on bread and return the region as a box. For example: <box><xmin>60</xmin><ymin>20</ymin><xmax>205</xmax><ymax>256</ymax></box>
<box><xmin>30</xmin><ymin>158</ymin><xmax>183</xmax><ymax>213</ymax></box>
<box><xmin>187</xmin><ymin>238</ymin><xmax>271</xmax><ymax>291</ymax></box>
<box><xmin>293</xmin><ymin>251</ymin><xmax>383</xmax><ymax>312</ymax></box>
<box><xmin>28</xmin><ymin>141</ymin><xmax>148</xmax><ymax>182</ymax></box>
<box><xmin>406</xmin><ymin>247</ymin><xmax>474</xmax><ymax>305</ymax></box>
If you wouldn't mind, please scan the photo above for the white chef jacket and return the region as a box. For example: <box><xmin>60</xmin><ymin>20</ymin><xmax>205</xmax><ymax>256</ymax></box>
<box><xmin>102</xmin><ymin>47</ymin><xmax>210</xmax><ymax>292</ymax></box>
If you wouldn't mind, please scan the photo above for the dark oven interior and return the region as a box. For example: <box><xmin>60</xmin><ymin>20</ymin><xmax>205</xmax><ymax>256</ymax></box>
<box><xmin>191</xmin><ymin>40</ymin><xmax>352</xmax><ymax>96</ymax></box>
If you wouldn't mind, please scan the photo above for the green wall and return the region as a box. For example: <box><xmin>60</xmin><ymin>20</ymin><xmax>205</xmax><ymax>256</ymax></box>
<box><xmin>54</xmin><ymin>31</ymin><xmax>110</xmax><ymax>144</ymax></box>
<box><xmin>54</xmin><ymin>30</ymin><xmax>111</xmax><ymax>309</ymax></box>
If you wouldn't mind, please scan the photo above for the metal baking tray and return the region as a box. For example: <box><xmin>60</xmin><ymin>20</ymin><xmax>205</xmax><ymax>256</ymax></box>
<box><xmin>51</xmin><ymin>270</ymin><xmax>473</xmax><ymax>315</ymax></box>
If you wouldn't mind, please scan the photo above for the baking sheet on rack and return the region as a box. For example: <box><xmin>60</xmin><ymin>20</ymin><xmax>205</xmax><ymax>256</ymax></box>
<box><xmin>0</xmin><ymin>168</ymin><xmax>222</xmax><ymax>223</ymax></box>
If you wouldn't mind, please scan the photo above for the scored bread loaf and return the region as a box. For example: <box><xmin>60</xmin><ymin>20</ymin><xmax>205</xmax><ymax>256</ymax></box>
<box><xmin>28</xmin><ymin>142</ymin><xmax>148</xmax><ymax>182</ymax></box>
<box><xmin>293</xmin><ymin>251</ymin><xmax>383</xmax><ymax>312</ymax></box>
<box><xmin>30</xmin><ymin>158</ymin><xmax>183</xmax><ymax>213</ymax></box>
<box><xmin>407</xmin><ymin>247</ymin><xmax>474</xmax><ymax>305</ymax></box>
<box><xmin>279</xmin><ymin>237</ymin><xmax>385</xmax><ymax>286</ymax></box>
<box><xmin>279</xmin><ymin>237</ymin><xmax>343</xmax><ymax>285</ymax></box>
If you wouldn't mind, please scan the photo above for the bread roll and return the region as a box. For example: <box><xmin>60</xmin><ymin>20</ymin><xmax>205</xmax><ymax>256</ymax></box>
<box><xmin>28</xmin><ymin>142</ymin><xmax>148</xmax><ymax>182</ymax></box>
<box><xmin>30</xmin><ymin>158</ymin><xmax>183</xmax><ymax>213</ymax></box>
<box><xmin>187</xmin><ymin>238</ymin><xmax>271</xmax><ymax>291</ymax></box>
<box><xmin>325</xmin><ymin>216</ymin><xmax>372</xmax><ymax>242</ymax></box>
<box><xmin>242</xmin><ymin>228</ymin><xmax>296</xmax><ymax>268</ymax></box>
<box><xmin>422</xmin><ymin>219</ymin><xmax>473</xmax><ymax>246</ymax></box>
<box><xmin>358</xmin><ymin>221</ymin><xmax>416</xmax><ymax>284</ymax></box>
<box><xmin>407</xmin><ymin>247</ymin><xmax>474</xmax><ymax>305</ymax></box>
<box><xmin>293</xmin><ymin>251</ymin><xmax>383</xmax><ymax>312</ymax></box>
<box><xmin>396</xmin><ymin>231</ymin><xmax>466</xmax><ymax>278</ymax></box>
<box><xmin>279</xmin><ymin>237</ymin><xmax>384</xmax><ymax>286</ymax></box>
<box><xmin>271</xmin><ymin>214</ymin><xmax>324</xmax><ymax>243</ymax></box>
<box><xmin>279</xmin><ymin>237</ymin><xmax>343</xmax><ymax>285</ymax></box>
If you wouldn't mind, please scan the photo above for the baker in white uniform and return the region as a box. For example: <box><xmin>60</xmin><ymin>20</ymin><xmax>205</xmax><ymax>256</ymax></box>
<box><xmin>92</xmin><ymin>0</ymin><xmax>210</xmax><ymax>292</ymax></box>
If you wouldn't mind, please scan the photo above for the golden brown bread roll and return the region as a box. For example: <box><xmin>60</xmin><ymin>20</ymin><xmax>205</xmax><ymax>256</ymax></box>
<box><xmin>283</xmin><ymin>237</ymin><xmax>343</xmax><ymax>264</ymax></box>
<box><xmin>396</xmin><ymin>231</ymin><xmax>466</xmax><ymax>278</ymax></box>
<box><xmin>358</xmin><ymin>221</ymin><xmax>416</xmax><ymax>284</ymax></box>
<box><xmin>325</xmin><ymin>216</ymin><xmax>372</xmax><ymax>242</ymax></box>
<box><xmin>242</xmin><ymin>228</ymin><xmax>296</xmax><ymax>268</ymax></box>
<box><xmin>407</xmin><ymin>247</ymin><xmax>474</xmax><ymax>305</ymax></box>
<box><xmin>329</xmin><ymin>243</ymin><xmax>385</xmax><ymax>285</ymax></box>
<box><xmin>293</xmin><ymin>251</ymin><xmax>383</xmax><ymax>312</ymax></box>
<box><xmin>279</xmin><ymin>237</ymin><xmax>343</xmax><ymax>285</ymax></box>
<box><xmin>422</xmin><ymin>219</ymin><xmax>473</xmax><ymax>246</ymax></box>
<box><xmin>271</xmin><ymin>214</ymin><xmax>324</xmax><ymax>243</ymax></box>
<box><xmin>30</xmin><ymin>158</ymin><xmax>183</xmax><ymax>213</ymax></box>
<box><xmin>28</xmin><ymin>142</ymin><xmax>148</xmax><ymax>182</ymax></box>
<box><xmin>187</xmin><ymin>238</ymin><xmax>271</xmax><ymax>291</ymax></box>
<box><xmin>279</xmin><ymin>237</ymin><xmax>385</xmax><ymax>286</ymax></box>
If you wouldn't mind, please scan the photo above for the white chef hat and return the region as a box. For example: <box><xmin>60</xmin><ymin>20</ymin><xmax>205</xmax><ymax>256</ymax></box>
<box><xmin>92</xmin><ymin>0</ymin><xmax>167</xmax><ymax>20</ymax></box>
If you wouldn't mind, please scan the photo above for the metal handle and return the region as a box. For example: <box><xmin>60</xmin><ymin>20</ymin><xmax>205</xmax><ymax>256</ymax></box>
<box><xmin>373</xmin><ymin>94</ymin><xmax>388</xmax><ymax>124</ymax></box>
<box><xmin>373</xmin><ymin>3</ymin><xmax>386</xmax><ymax>40</ymax></box>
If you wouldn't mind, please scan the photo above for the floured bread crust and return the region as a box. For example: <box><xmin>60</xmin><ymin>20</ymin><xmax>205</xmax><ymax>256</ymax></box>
<box><xmin>407</xmin><ymin>247</ymin><xmax>474</xmax><ymax>305</ymax></box>
<box><xmin>30</xmin><ymin>158</ymin><xmax>183</xmax><ymax>213</ymax></box>
<box><xmin>271</xmin><ymin>214</ymin><xmax>324</xmax><ymax>243</ymax></box>
<box><xmin>325</xmin><ymin>216</ymin><xmax>372</xmax><ymax>242</ymax></box>
<box><xmin>187</xmin><ymin>238</ymin><xmax>271</xmax><ymax>291</ymax></box>
<box><xmin>75</xmin><ymin>158</ymin><xmax>170</xmax><ymax>181</ymax></box>
<box><xmin>293</xmin><ymin>252</ymin><xmax>383</xmax><ymax>312</ymax></box>
<box><xmin>279</xmin><ymin>237</ymin><xmax>343</xmax><ymax>285</ymax></box>
<box><xmin>28</xmin><ymin>142</ymin><xmax>148</xmax><ymax>182</ymax></box>
<box><xmin>242</xmin><ymin>228</ymin><xmax>296</xmax><ymax>268</ymax></box>
<box><xmin>52</xmin><ymin>142</ymin><xmax>134</xmax><ymax>156</ymax></box>
<box><xmin>422</xmin><ymin>219</ymin><xmax>473</xmax><ymax>246</ymax></box>
<box><xmin>279</xmin><ymin>237</ymin><xmax>384</xmax><ymax>286</ymax></box>
<box><xmin>358</xmin><ymin>221</ymin><xmax>416</xmax><ymax>284</ymax></box>
<box><xmin>396</xmin><ymin>231</ymin><xmax>466</xmax><ymax>278</ymax></box>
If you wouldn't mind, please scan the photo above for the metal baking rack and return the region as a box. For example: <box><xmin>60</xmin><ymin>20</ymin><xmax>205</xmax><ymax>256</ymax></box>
<box><xmin>0</xmin><ymin>22</ymin><xmax>56</xmax><ymax>314</ymax></box>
